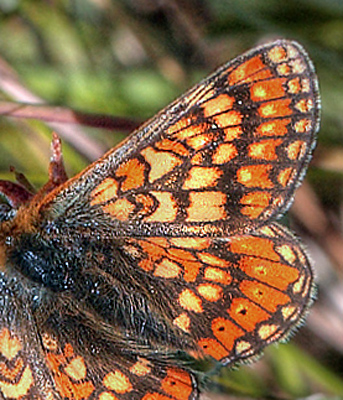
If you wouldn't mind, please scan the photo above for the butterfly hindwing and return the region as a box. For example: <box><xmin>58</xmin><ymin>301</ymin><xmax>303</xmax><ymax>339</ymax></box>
<box><xmin>116</xmin><ymin>222</ymin><xmax>313</xmax><ymax>366</ymax></box>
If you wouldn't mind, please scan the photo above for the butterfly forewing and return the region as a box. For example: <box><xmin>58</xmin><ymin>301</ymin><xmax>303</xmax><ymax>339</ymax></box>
<box><xmin>41</xmin><ymin>40</ymin><xmax>319</xmax><ymax>238</ymax></box>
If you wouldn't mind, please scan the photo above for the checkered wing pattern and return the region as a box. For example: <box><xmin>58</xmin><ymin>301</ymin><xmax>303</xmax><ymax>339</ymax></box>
<box><xmin>41</xmin><ymin>40</ymin><xmax>319</xmax><ymax>237</ymax></box>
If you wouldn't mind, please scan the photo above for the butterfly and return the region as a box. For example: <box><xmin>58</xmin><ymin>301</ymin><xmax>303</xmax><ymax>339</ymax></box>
<box><xmin>0</xmin><ymin>39</ymin><xmax>320</xmax><ymax>399</ymax></box>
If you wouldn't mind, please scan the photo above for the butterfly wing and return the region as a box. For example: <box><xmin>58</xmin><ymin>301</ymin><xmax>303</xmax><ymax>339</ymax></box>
<box><xmin>39</xmin><ymin>40</ymin><xmax>319</xmax><ymax>237</ymax></box>
<box><xmin>0</xmin><ymin>275</ymin><xmax>61</xmax><ymax>399</ymax></box>
<box><xmin>40</xmin><ymin>323</ymin><xmax>198</xmax><ymax>400</ymax></box>
<box><xmin>0</xmin><ymin>275</ymin><xmax>197</xmax><ymax>400</ymax></box>
<box><xmin>98</xmin><ymin>222</ymin><xmax>314</xmax><ymax>366</ymax></box>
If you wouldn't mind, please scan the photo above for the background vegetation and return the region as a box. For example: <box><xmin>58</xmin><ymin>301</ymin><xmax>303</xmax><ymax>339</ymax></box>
<box><xmin>1</xmin><ymin>1</ymin><xmax>343</xmax><ymax>399</ymax></box>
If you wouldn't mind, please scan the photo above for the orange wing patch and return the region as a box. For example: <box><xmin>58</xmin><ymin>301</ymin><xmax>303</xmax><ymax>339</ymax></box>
<box><xmin>256</xmin><ymin>119</ymin><xmax>291</xmax><ymax>137</ymax></box>
<box><xmin>248</xmin><ymin>139</ymin><xmax>283</xmax><ymax>161</ymax></box>
<box><xmin>228</xmin><ymin>55</ymin><xmax>267</xmax><ymax>85</ymax></box>
<box><xmin>197</xmin><ymin>283</ymin><xmax>223</xmax><ymax>302</ymax></box>
<box><xmin>202</xmin><ymin>94</ymin><xmax>235</xmax><ymax>116</ymax></box>
<box><xmin>240</xmin><ymin>280</ymin><xmax>290</xmax><ymax>313</ymax></box>
<box><xmin>186</xmin><ymin>191</ymin><xmax>226</xmax><ymax>222</ymax></box>
<box><xmin>160</xmin><ymin>368</ymin><xmax>194</xmax><ymax>400</ymax></box>
<box><xmin>144</xmin><ymin>192</ymin><xmax>178</xmax><ymax>223</ymax></box>
<box><xmin>91</xmin><ymin>177</ymin><xmax>119</xmax><ymax>206</ymax></box>
<box><xmin>0</xmin><ymin>328</ymin><xmax>22</xmax><ymax>361</ymax></box>
<box><xmin>239</xmin><ymin>191</ymin><xmax>272</xmax><ymax>219</ymax></box>
<box><xmin>103</xmin><ymin>371</ymin><xmax>132</xmax><ymax>394</ymax></box>
<box><xmin>104</xmin><ymin>198</ymin><xmax>135</xmax><ymax>221</ymax></box>
<box><xmin>267</xmin><ymin>44</ymin><xmax>288</xmax><ymax>63</ymax></box>
<box><xmin>178</xmin><ymin>289</ymin><xmax>203</xmax><ymax>313</ymax></box>
<box><xmin>258</xmin><ymin>99</ymin><xmax>292</xmax><ymax>118</ymax></box>
<box><xmin>277</xmin><ymin>168</ymin><xmax>295</xmax><ymax>187</ymax></box>
<box><xmin>0</xmin><ymin>366</ymin><xmax>34</xmax><ymax>399</ymax></box>
<box><xmin>183</xmin><ymin>167</ymin><xmax>222</xmax><ymax>190</ymax></box>
<box><xmin>237</xmin><ymin>165</ymin><xmax>274</xmax><ymax>189</ymax></box>
<box><xmin>45</xmin><ymin>341</ymin><xmax>95</xmax><ymax>399</ymax></box>
<box><xmin>250</xmin><ymin>78</ymin><xmax>286</xmax><ymax>101</ymax></box>
<box><xmin>238</xmin><ymin>256</ymin><xmax>299</xmax><ymax>291</ymax></box>
<box><xmin>116</xmin><ymin>158</ymin><xmax>146</xmax><ymax>192</ymax></box>
<box><xmin>212</xmin><ymin>143</ymin><xmax>238</xmax><ymax>164</ymax></box>
<box><xmin>155</xmin><ymin>138</ymin><xmax>190</xmax><ymax>157</ymax></box>
<box><xmin>142</xmin><ymin>147</ymin><xmax>182</xmax><ymax>183</ymax></box>
<box><xmin>0</xmin><ymin>329</ymin><xmax>35</xmax><ymax>399</ymax></box>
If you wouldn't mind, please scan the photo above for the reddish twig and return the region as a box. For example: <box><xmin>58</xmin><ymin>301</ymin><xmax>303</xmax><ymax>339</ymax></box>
<box><xmin>0</xmin><ymin>101</ymin><xmax>141</xmax><ymax>133</ymax></box>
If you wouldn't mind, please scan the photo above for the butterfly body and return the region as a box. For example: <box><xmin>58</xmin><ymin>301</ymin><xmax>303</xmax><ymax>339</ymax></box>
<box><xmin>0</xmin><ymin>40</ymin><xmax>319</xmax><ymax>399</ymax></box>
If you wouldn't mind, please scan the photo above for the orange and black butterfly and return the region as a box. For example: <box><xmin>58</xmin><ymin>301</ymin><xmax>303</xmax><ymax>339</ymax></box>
<box><xmin>0</xmin><ymin>40</ymin><xmax>320</xmax><ymax>399</ymax></box>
